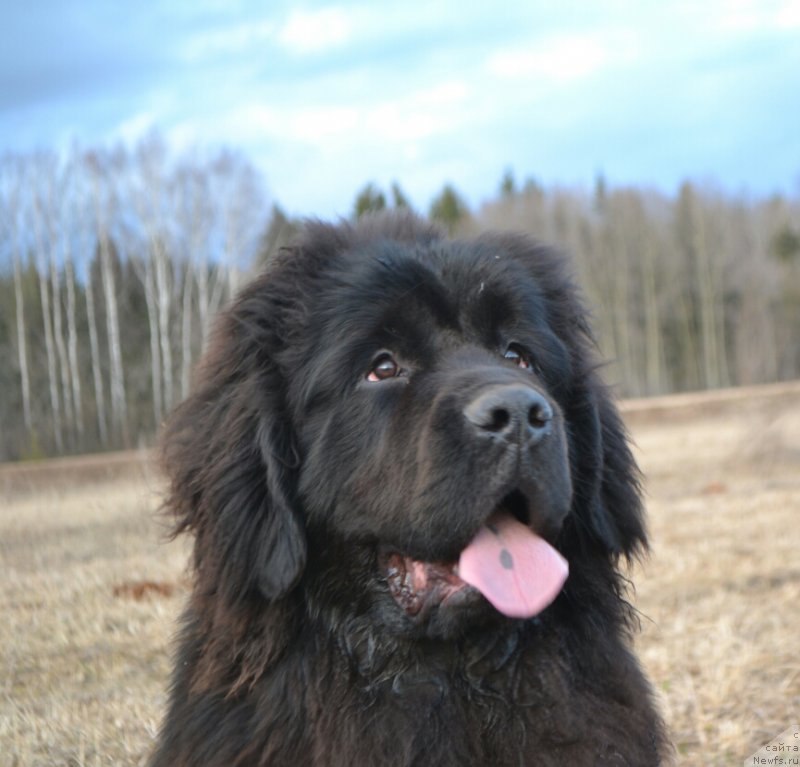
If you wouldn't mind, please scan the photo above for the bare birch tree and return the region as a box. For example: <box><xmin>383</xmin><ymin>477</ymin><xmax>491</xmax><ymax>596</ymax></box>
<box><xmin>0</xmin><ymin>156</ymin><xmax>33</xmax><ymax>438</ymax></box>
<box><xmin>675</xmin><ymin>183</ymin><xmax>731</xmax><ymax>390</ymax></box>
<box><xmin>50</xmin><ymin>238</ymin><xmax>75</xmax><ymax>437</ymax></box>
<box><xmin>64</xmin><ymin>240</ymin><xmax>84</xmax><ymax>440</ymax></box>
<box><xmin>30</xmin><ymin>158</ymin><xmax>64</xmax><ymax>452</ymax></box>
<box><xmin>174</xmin><ymin>159</ymin><xmax>213</xmax><ymax>397</ymax></box>
<box><xmin>87</xmin><ymin>152</ymin><xmax>128</xmax><ymax>444</ymax></box>
<box><xmin>2</xmin><ymin>159</ymin><xmax>33</xmax><ymax>435</ymax></box>
<box><xmin>693</xmin><ymin>199</ymin><xmax>727</xmax><ymax>388</ymax></box>
<box><xmin>132</xmin><ymin>247</ymin><xmax>163</xmax><ymax>427</ymax></box>
<box><xmin>214</xmin><ymin>150</ymin><xmax>266</xmax><ymax>305</ymax></box>
<box><xmin>179</xmin><ymin>260</ymin><xmax>194</xmax><ymax>401</ymax></box>
<box><xmin>84</xmin><ymin>251</ymin><xmax>108</xmax><ymax>446</ymax></box>
<box><xmin>11</xmin><ymin>234</ymin><xmax>33</xmax><ymax>434</ymax></box>
<box><xmin>63</xmin><ymin>152</ymin><xmax>109</xmax><ymax>445</ymax></box>
<box><xmin>132</xmin><ymin>136</ymin><xmax>175</xmax><ymax>416</ymax></box>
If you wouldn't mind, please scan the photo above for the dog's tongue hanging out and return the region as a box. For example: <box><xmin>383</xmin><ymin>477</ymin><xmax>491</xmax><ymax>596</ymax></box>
<box><xmin>458</xmin><ymin>512</ymin><xmax>569</xmax><ymax>618</ymax></box>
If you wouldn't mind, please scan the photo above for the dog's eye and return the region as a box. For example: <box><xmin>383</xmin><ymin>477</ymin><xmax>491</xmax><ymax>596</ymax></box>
<box><xmin>367</xmin><ymin>354</ymin><xmax>401</xmax><ymax>382</ymax></box>
<box><xmin>504</xmin><ymin>344</ymin><xmax>533</xmax><ymax>371</ymax></box>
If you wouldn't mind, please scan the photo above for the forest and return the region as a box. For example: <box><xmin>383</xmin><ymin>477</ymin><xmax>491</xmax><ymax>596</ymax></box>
<box><xmin>1</xmin><ymin>135</ymin><xmax>799</xmax><ymax>461</ymax></box>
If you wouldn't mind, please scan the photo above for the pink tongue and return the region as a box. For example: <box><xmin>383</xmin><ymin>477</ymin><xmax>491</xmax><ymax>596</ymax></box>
<box><xmin>458</xmin><ymin>512</ymin><xmax>568</xmax><ymax>618</ymax></box>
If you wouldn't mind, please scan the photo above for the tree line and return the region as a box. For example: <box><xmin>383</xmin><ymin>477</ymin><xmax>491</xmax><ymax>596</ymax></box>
<box><xmin>1</xmin><ymin>143</ymin><xmax>798</xmax><ymax>461</ymax></box>
<box><xmin>477</xmin><ymin>172</ymin><xmax>800</xmax><ymax>398</ymax></box>
<box><xmin>352</xmin><ymin>172</ymin><xmax>800</xmax><ymax>397</ymax></box>
<box><xmin>0</xmin><ymin>136</ymin><xmax>266</xmax><ymax>460</ymax></box>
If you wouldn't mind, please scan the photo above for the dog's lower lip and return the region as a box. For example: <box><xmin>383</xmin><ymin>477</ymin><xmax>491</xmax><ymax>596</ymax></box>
<box><xmin>381</xmin><ymin>553</ymin><xmax>473</xmax><ymax>617</ymax></box>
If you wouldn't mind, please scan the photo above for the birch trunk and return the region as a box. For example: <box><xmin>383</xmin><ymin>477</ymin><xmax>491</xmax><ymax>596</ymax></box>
<box><xmin>180</xmin><ymin>262</ymin><xmax>193</xmax><ymax>400</ymax></box>
<box><xmin>37</xmin><ymin>256</ymin><xmax>63</xmax><ymax>452</ymax></box>
<box><xmin>612</xmin><ymin>232</ymin><xmax>633</xmax><ymax>392</ymax></box>
<box><xmin>139</xmin><ymin>253</ymin><xmax>163</xmax><ymax>427</ymax></box>
<box><xmin>133</xmin><ymin>136</ymin><xmax>176</xmax><ymax>417</ymax></box>
<box><xmin>31</xmin><ymin>178</ymin><xmax>64</xmax><ymax>452</ymax></box>
<box><xmin>64</xmin><ymin>253</ymin><xmax>84</xmax><ymax>439</ymax></box>
<box><xmin>208</xmin><ymin>263</ymin><xmax>227</xmax><ymax>319</ymax></box>
<box><xmin>196</xmin><ymin>260</ymin><xmax>210</xmax><ymax>346</ymax></box>
<box><xmin>100</xmin><ymin>231</ymin><xmax>128</xmax><ymax>443</ymax></box>
<box><xmin>5</xmin><ymin>169</ymin><xmax>33</xmax><ymax>434</ymax></box>
<box><xmin>695</xmin><ymin>210</ymin><xmax>730</xmax><ymax>389</ymax></box>
<box><xmin>12</xmin><ymin>242</ymin><xmax>32</xmax><ymax>434</ymax></box>
<box><xmin>50</xmin><ymin>253</ymin><xmax>75</xmax><ymax>438</ymax></box>
<box><xmin>90</xmin><ymin>168</ymin><xmax>128</xmax><ymax>445</ymax></box>
<box><xmin>84</xmin><ymin>266</ymin><xmax>108</xmax><ymax>445</ymax></box>
<box><xmin>154</xmin><ymin>239</ymin><xmax>174</xmax><ymax>411</ymax></box>
<box><xmin>641</xmin><ymin>235</ymin><xmax>664</xmax><ymax>394</ymax></box>
<box><xmin>695</xmin><ymin>211</ymin><xmax>719</xmax><ymax>388</ymax></box>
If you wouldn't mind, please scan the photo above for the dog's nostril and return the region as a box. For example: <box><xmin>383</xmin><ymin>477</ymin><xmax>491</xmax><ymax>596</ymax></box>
<box><xmin>486</xmin><ymin>407</ymin><xmax>511</xmax><ymax>432</ymax></box>
<box><xmin>529</xmin><ymin>401</ymin><xmax>552</xmax><ymax>430</ymax></box>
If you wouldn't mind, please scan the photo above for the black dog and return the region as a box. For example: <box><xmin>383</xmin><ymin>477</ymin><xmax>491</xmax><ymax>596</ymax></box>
<box><xmin>151</xmin><ymin>213</ymin><xmax>667</xmax><ymax>766</ymax></box>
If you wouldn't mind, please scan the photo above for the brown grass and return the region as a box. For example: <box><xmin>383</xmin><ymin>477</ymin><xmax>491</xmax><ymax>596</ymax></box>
<box><xmin>0</xmin><ymin>464</ymin><xmax>188</xmax><ymax>767</ymax></box>
<box><xmin>626</xmin><ymin>382</ymin><xmax>800</xmax><ymax>764</ymax></box>
<box><xmin>1</xmin><ymin>381</ymin><xmax>799</xmax><ymax>765</ymax></box>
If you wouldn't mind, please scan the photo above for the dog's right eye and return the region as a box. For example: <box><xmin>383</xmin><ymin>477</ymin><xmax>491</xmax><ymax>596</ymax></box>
<box><xmin>367</xmin><ymin>354</ymin><xmax>400</xmax><ymax>382</ymax></box>
<box><xmin>504</xmin><ymin>344</ymin><xmax>533</xmax><ymax>371</ymax></box>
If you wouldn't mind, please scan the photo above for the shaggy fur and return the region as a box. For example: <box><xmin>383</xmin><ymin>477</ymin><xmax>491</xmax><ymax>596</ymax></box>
<box><xmin>150</xmin><ymin>213</ymin><xmax>668</xmax><ymax>766</ymax></box>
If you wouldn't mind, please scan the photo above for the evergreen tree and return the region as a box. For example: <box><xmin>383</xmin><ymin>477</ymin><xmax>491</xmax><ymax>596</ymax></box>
<box><xmin>390</xmin><ymin>182</ymin><xmax>411</xmax><ymax>210</ymax></box>
<box><xmin>500</xmin><ymin>169</ymin><xmax>516</xmax><ymax>199</ymax></box>
<box><xmin>429</xmin><ymin>184</ymin><xmax>469</xmax><ymax>234</ymax></box>
<box><xmin>353</xmin><ymin>183</ymin><xmax>387</xmax><ymax>218</ymax></box>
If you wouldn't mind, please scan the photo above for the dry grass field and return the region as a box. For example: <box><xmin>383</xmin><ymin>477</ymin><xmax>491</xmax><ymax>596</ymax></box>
<box><xmin>1</xmin><ymin>381</ymin><xmax>798</xmax><ymax>766</ymax></box>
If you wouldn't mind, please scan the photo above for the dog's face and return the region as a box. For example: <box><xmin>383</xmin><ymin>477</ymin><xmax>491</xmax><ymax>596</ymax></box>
<box><xmin>164</xmin><ymin>216</ymin><xmax>646</xmax><ymax>644</ymax></box>
<box><xmin>288</xmin><ymin>240</ymin><xmax>575</xmax><ymax>636</ymax></box>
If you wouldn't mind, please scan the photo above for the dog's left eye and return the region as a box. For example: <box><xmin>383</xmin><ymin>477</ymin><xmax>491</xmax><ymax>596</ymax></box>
<box><xmin>504</xmin><ymin>344</ymin><xmax>533</xmax><ymax>371</ymax></box>
<box><xmin>367</xmin><ymin>353</ymin><xmax>401</xmax><ymax>382</ymax></box>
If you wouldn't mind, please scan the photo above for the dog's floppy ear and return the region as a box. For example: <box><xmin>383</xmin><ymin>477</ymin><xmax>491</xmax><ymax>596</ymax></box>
<box><xmin>161</xmin><ymin>281</ymin><xmax>306</xmax><ymax>604</ymax></box>
<box><xmin>567</xmin><ymin>371</ymin><xmax>648</xmax><ymax>560</ymax></box>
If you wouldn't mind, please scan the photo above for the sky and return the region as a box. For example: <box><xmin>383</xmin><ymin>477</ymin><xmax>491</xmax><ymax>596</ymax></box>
<box><xmin>2</xmin><ymin>0</ymin><xmax>799</xmax><ymax>218</ymax></box>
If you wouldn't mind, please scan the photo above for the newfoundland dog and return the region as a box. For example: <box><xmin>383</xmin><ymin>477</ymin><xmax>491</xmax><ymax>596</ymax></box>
<box><xmin>151</xmin><ymin>213</ymin><xmax>667</xmax><ymax>766</ymax></box>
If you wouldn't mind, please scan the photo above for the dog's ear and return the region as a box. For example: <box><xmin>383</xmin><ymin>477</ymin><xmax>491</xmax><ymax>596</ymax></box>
<box><xmin>566</xmin><ymin>372</ymin><xmax>648</xmax><ymax>560</ymax></box>
<box><xmin>161</xmin><ymin>282</ymin><xmax>306</xmax><ymax>604</ymax></box>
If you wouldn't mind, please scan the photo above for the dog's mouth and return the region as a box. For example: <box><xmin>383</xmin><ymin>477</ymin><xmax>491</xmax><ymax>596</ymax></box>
<box><xmin>382</xmin><ymin>555</ymin><xmax>469</xmax><ymax>618</ymax></box>
<box><xmin>381</xmin><ymin>491</ymin><xmax>568</xmax><ymax>621</ymax></box>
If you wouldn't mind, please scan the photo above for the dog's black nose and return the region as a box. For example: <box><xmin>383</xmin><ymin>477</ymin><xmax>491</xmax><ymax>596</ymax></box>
<box><xmin>464</xmin><ymin>385</ymin><xmax>553</xmax><ymax>445</ymax></box>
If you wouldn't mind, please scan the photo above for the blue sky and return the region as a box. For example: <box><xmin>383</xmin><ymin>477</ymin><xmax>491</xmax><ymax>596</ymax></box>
<box><xmin>2</xmin><ymin>0</ymin><xmax>799</xmax><ymax>217</ymax></box>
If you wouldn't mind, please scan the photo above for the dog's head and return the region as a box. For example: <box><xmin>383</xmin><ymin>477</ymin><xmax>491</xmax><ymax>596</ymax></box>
<box><xmin>163</xmin><ymin>213</ymin><xmax>646</xmax><ymax>640</ymax></box>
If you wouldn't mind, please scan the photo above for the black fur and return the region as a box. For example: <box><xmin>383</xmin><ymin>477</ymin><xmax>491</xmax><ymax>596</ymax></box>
<box><xmin>151</xmin><ymin>213</ymin><xmax>668</xmax><ymax>766</ymax></box>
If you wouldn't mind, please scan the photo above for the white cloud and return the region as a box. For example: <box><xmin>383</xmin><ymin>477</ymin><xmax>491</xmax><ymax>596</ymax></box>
<box><xmin>718</xmin><ymin>0</ymin><xmax>800</xmax><ymax>31</ymax></box>
<box><xmin>113</xmin><ymin>112</ymin><xmax>157</xmax><ymax>144</ymax></box>
<box><xmin>180</xmin><ymin>20</ymin><xmax>277</xmax><ymax>61</ymax></box>
<box><xmin>415</xmin><ymin>81</ymin><xmax>471</xmax><ymax>107</ymax></box>
<box><xmin>278</xmin><ymin>7</ymin><xmax>352</xmax><ymax>54</ymax></box>
<box><xmin>167</xmin><ymin>122</ymin><xmax>200</xmax><ymax>152</ymax></box>
<box><xmin>213</xmin><ymin>78</ymin><xmax>471</xmax><ymax>151</ymax></box>
<box><xmin>777</xmin><ymin>0</ymin><xmax>800</xmax><ymax>27</ymax></box>
<box><xmin>487</xmin><ymin>31</ymin><xmax>637</xmax><ymax>83</ymax></box>
<box><xmin>213</xmin><ymin>103</ymin><xmax>360</xmax><ymax>144</ymax></box>
<box><xmin>363</xmin><ymin>81</ymin><xmax>471</xmax><ymax>142</ymax></box>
